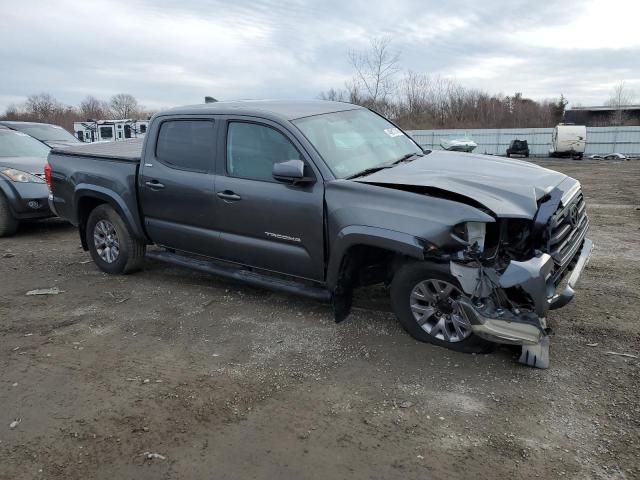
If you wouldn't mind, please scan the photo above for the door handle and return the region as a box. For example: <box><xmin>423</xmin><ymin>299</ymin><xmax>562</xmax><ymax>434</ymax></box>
<box><xmin>217</xmin><ymin>191</ymin><xmax>241</xmax><ymax>201</ymax></box>
<box><xmin>145</xmin><ymin>180</ymin><xmax>165</xmax><ymax>190</ymax></box>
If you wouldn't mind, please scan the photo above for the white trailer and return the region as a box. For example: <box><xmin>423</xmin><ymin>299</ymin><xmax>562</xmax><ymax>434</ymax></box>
<box><xmin>549</xmin><ymin>124</ymin><xmax>586</xmax><ymax>159</ymax></box>
<box><xmin>74</xmin><ymin>119</ymin><xmax>149</xmax><ymax>143</ymax></box>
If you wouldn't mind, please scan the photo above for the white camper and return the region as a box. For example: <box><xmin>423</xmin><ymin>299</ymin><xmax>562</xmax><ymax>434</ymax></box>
<box><xmin>549</xmin><ymin>124</ymin><xmax>586</xmax><ymax>159</ymax></box>
<box><xmin>73</xmin><ymin>119</ymin><xmax>149</xmax><ymax>143</ymax></box>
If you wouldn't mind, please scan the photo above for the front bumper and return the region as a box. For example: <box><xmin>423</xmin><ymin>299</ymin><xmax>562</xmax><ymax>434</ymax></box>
<box><xmin>4</xmin><ymin>182</ymin><xmax>53</xmax><ymax>220</ymax></box>
<box><xmin>548</xmin><ymin>238</ymin><xmax>594</xmax><ymax>310</ymax></box>
<box><xmin>451</xmin><ymin>238</ymin><xmax>594</xmax><ymax>346</ymax></box>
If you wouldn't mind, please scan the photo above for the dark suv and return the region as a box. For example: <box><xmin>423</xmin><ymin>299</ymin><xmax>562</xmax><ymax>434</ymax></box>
<box><xmin>0</xmin><ymin>126</ymin><xmax>54</xmax><ymax>235</ymax></box>
<box><xmin>506</xmin><ymin>139</ymin><xmax>530</xmax><ymax>157</ymax></box>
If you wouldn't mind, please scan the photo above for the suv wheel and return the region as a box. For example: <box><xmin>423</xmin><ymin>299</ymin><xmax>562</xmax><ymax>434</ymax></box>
<box><xmin>86</xmin><ymin>204</ymin><xmax>145</xmax><ymax>274</ymax></box>
<box><xmin>390</xmin><ymin>261</ymin><xmax>493</xmax><ymax>353</ymax></box>
<box><xmin>0</xmin><ymin>192</ymin><xmax>19</xmax><ymax>237</ymax></box>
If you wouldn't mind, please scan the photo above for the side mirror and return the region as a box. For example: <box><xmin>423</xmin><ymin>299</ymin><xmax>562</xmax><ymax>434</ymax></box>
<box><xmin>272</xmin><ymin>160</ymin><xmax>314</xmax><ymax>185</ymax></box>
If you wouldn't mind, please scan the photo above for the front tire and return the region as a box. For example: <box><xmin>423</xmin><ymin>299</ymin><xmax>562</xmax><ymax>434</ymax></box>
<box><xmin>86</xmin><ymin>204</ymin><xmax>145</xmax><ymax>274</ymax></box>
<box><xmin>0</xmin><ymin>193</ymin><xmax>19</xmax><ymax>237</ymax></box>
<box><xmin>390</xmin><ymin>261</ymin><xmax>493</xmax><ymax>353</ymax></box>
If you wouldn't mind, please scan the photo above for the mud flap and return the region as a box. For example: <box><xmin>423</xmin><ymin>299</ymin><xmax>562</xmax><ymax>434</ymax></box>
<box><xmin>519</xmin><ymin>336</ymin><xmax>550</xmax><ymax>369</ymax></box>
<box><xmin>332</xmin><ymin>288</ymin><xmax>353</xmax><ymax>323</ymax></box>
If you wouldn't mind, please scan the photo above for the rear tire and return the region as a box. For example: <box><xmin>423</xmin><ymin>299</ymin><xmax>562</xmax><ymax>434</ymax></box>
<box><xmin>86</xmin><ymin>204</ymin><xmax>145</xmax><ymax>274</ymax></box>
<box><xmin>390</xmin><ymin>261</ymin><xmax>494</xmax><ymax>353</ymax></box>
<box><xmin>0</xmin><ymin>193</ymin><xmax>19</xmax><ymax>237</ymax></box>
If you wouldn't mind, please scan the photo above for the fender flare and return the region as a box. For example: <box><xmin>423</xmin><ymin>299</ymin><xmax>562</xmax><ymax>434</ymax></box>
<box><xmin>73</xmin><ymin>184</ymin><xmax>146</xmax><ymax>242</ymax></box>
<box><xmin>326</xmin><ymin>225</ymin><xmax>425</xmax><ymax>290</ymax></box>
<box><xmin>0</xmin><ymin>177</ymin><xmax>18</xmax><ymax>214</ymax></box>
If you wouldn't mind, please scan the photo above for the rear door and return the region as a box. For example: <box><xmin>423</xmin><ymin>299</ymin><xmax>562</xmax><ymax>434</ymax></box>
<box><xmin>213</xmin><ymin>117</ymin><xmax>325</xmax><ymax>281</ymax></box>
<box><xmin>139</xmin><ymin>117</ymin><xmax>222</xmax><ymax>256</ymax></box>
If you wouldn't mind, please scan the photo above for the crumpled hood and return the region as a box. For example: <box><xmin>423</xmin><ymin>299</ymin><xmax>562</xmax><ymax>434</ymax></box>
<box><xmin>356</xmin><ymin>150</ymin><xmax>569</xmax><ymax>218</ymax></box>
<box><xmin>0</xmin><ymin>156</ymin><xmax>48</xmax><ymax>175</ymax></box>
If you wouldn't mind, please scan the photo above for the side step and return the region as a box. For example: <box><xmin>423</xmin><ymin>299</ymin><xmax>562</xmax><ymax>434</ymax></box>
<box><xmin>145</xmin><ymin>250</ymin><xmax>331</xmax><ymax>303</ymax></box>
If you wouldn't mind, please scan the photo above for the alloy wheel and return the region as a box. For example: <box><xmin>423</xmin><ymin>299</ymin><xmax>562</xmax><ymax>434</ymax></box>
<box><xmin>93</xmin><ymin>219</ymin><xmax>120</xmax><ymax>264</ymax></box>
<box><xmin>410</xmin><ymin>279</ymin><xmax>472</xmax><ymax>343</ymax></box>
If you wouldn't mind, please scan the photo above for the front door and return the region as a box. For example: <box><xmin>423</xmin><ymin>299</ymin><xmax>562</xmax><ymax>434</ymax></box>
<box><xmin>139</xmin><ymin>118</ymin><xmax>221</xmax><ymax>256</ymax></box>
<box><xmin>214</xmin><ymin>119</ymin><xmax>325</xmax><ymax>281</ymax></box>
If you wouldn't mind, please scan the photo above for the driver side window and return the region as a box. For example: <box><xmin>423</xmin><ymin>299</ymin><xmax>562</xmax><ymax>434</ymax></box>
<box><xmin>226</xmin><ymin>122</ymin><xmax>303</xmax><ymax>181</ymax></box>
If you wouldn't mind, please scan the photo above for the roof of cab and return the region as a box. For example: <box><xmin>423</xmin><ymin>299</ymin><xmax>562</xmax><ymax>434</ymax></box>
<box><xmin>161</xmin><ymin>100</ymin><xmax>363</xmax><ymax>121</ymax></box>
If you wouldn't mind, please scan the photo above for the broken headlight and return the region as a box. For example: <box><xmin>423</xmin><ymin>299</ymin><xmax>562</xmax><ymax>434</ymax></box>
<box><xmin>452</xmin><ymin>222</ymin><xmax>487</xmax><ymax>252</ymax></box>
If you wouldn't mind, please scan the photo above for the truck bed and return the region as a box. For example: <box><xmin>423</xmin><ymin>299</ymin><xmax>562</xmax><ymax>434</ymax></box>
<box><xmin>51</xmin><ymin>138</ymin><xmax>143</xmax><ymax>162</ymax></box>
<box><xmin>48</xmin><ymin>139</ymin><xmax>145</xmax><ymax>240</ymax></box>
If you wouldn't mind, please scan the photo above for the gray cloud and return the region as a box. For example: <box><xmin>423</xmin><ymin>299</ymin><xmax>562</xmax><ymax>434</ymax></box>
<box><xmin>0</xmin><ymin>0</ymin><xmax>638</xmax><ymax>111</ymax></box>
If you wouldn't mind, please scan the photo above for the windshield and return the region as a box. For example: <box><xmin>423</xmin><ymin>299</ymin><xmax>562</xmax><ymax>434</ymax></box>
<box><xmin>0</xmin><ymin>130</ymin><xmax>52</xmax><ymax>157</ymax></box>
<box><xmin>13</xmin><ymin>124</ymin><xmax>79</xmax><ymax>143</ymax></box>
<box><xmin>293</xmin><ymin>109</ymin><xmax>422</xmax><ymax>179</ymax></box>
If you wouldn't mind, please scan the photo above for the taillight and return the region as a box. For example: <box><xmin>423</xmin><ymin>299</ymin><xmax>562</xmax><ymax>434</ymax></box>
<box><xmin>44</xmin><ymin>163</ymin><xmax>52</xmax><ymax>191</ymax></box>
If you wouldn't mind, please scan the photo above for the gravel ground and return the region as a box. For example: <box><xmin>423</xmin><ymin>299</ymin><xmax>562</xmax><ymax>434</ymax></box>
<box><xmin>0</xmin><ymin>159</ymin><xmax>638</xmax><ymax>480</ymax></box>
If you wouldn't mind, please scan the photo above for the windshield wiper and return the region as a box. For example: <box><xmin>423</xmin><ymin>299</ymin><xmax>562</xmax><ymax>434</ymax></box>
<box><xmin>345</xmin><ymin>165</ymin><xmax>392</xmax><ymax>180</ymax></box>
<box><xmin>391</xmin><ymin>151</ymin><xmax>424</xmax><ymax>165</ymax></box>
<box><xmin>345</xmin><ymin>152</ymin><xmax>425</xmax><ymax>180</ymax></box>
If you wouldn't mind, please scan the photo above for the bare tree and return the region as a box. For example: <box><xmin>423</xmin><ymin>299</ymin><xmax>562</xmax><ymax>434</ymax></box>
<box><xmin>79</xmin><ymin>95</ymin><xmax>109</xmax><ymax>120</ymax></box>
<box><xmin>25</xmin><ymin>93</ymin><xmax>61</xmax><ymax>121</ymax></box>
<box><xmin>3</xmin><ymin>104</ymin><xmax>20</xmax><ymax>118</ymax></box>
<box><xmin>348</xmin><ymin>36</ymin><xmax>400</xmax><ymax>109</ymax></box>
<box><xmin>401</xmin><ymin>72</ymin><xmax>429</xmax><ymax>114</ymax></box>
<box><xmin>0</xmin><ymin>93</ymin><xmax>81</xmax><ymax>132</ymax></box>
<box><xmin>318</xmin><ymin>88</ymin><xmax>347</xmax><ymax>102</ymax></box>
<box><xmin>109</xmin><ymin>93</ymin><xmax>140</xmax><ymax>119</ymax></box>
<box><xmin>606</xmin><ymin>81</ymin><xmax>635</xmax><ymax>125</ymax></box>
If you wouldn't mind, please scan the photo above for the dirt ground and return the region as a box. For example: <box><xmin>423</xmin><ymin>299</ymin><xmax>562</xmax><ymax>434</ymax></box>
<box><xmin>1</xmin><ymin>159</ymin><xmax>639</xmax><ymax>480</ymax></box>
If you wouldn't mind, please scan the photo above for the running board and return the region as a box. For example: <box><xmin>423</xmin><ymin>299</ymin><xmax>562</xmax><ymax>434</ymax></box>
<box><xmin>145</xmin><ymin>250</ymin><xmax>331</xmax><ymax>303</ymax></box>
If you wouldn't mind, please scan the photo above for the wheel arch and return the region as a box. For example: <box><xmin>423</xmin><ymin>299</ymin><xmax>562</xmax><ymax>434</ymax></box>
<box><xmin>0</xmin><ymin>177</ymin><xmax>18</xmax><ymax>213</ymax></box>
<box><xmin>327</xmin><ymin>225</ymin><xmax>426</xmax><ymax>290</ymax></box>
<box><xmin>74</xmin><ymin>186</ymin><xmax>146</xmax><ymax>250</ymax></box>
<box><xmin>327</xmin><ymin>226</ymin><xmax>428</xmax><ymax>323</ymax></box>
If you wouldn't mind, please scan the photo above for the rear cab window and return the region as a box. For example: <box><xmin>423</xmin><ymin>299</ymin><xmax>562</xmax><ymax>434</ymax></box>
<box><xmin>156</xmin><ymin>120</ymin><xmax>216</xmax><ymax>172</ymax></box>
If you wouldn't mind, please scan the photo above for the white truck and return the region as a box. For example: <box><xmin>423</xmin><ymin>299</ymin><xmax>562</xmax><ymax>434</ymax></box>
<box><xmin>549</xmin><ymin>124</ymin><xmax>586</xmax><ymax>160</ymax></box>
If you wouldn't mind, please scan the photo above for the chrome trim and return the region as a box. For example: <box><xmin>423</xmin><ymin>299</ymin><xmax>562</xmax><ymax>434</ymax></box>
<box><xmin>560</xmin><ymin>181</ymin><xmax>581</xmax><ymax>206</ymax></box>
<box><xmin>548</xmin><ymin>238</ymin><xmax>593</xmax><ymax>310</ymax></box>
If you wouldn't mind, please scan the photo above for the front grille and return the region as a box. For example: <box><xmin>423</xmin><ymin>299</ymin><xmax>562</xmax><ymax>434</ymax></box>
<box><xmin>544</xmin><ymin>189</ymin><xmax>589</xmax><ymax>283</ymax></box>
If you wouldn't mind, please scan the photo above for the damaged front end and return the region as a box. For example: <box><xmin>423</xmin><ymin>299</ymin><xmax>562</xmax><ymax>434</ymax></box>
<box><xmin>442</xmin><ymin>186</ymin><xmax>593</xmax><ymax>368</ymax></box>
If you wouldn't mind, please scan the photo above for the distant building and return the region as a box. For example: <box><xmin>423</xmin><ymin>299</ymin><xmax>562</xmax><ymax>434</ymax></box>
<box><xmin>74</xmin><ymin>119</ymin><xmax>150</xmax><ymax>142</ymax></box>
<box><xmin>565</xmin><ymin>105</ymin><xmax>640</xmax><ymax>126</ymax></box>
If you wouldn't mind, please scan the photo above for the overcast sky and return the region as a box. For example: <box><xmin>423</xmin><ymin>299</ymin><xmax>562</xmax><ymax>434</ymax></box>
<box><xmin>1</xmin><ymin>0</ymin><xmax>638</xmax><ymax>112</ymax></box>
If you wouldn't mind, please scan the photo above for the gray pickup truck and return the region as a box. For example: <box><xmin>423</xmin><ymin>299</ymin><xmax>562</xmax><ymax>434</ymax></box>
<box><xmin>47</xmin><ymin>100</ymin><xmax>593</xmax><ymax>368</ymax></box>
